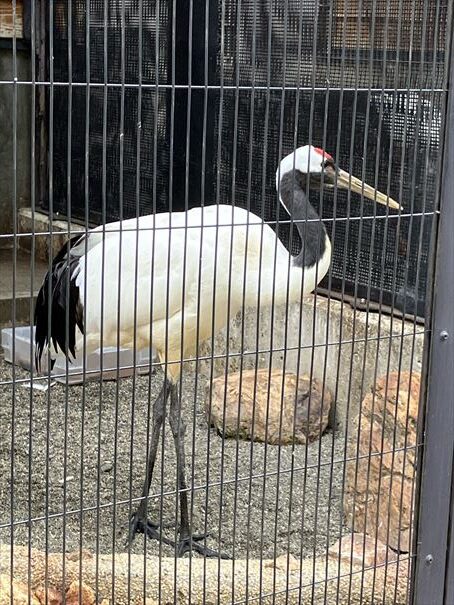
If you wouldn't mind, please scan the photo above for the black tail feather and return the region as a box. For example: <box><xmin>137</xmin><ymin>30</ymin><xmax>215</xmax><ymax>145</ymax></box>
<box><xmin>34</xmin><ymin>236</ymin><xmax>85</xmax><ymax>372</ymax></box>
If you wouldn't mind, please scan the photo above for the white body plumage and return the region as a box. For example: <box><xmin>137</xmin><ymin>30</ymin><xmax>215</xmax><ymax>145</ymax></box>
<box><xmin>73</xmin><ymin>205</ymin><xmax>331</xmax><ymax>379</ymax></box>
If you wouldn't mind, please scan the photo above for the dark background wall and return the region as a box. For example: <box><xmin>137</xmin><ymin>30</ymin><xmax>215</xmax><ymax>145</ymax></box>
<box><xmin>0</xmin><ymin>48</ymin><xmax>31</xmax><ymax>241</ymax></box>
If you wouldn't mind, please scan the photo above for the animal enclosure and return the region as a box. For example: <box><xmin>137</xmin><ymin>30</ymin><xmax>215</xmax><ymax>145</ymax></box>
<box><xmin>0</xmin><ymin>0</ymin><xmax>453</xmax><ymax>604</ymax></box>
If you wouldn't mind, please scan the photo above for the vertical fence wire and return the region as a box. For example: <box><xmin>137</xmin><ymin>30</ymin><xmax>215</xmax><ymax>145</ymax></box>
<box><xmin>141</xmin><ymin>0</ymin><xmax>163</xmax><ymax>597</ymax></box>
<box><xmin>355</xmin><ymin>1</ymin><xmax>396</xmax><ymax>601</ymax></box>
<box><xmin>309</xmin><ymin>4</ymin><xmax>336</xmax><ymax>599</ymax></box>
<box><xmin>362</xmin><ymin>3</ymin><xmax>405</xmax><ymax>599</ymax></box>
<box><xmin>45</xmin><ymin>1</ymin><xmax>54</xmax><ymax>599</ymax></box>
<box><xmin>126</xmin><ymin>0</ymin><xmax>144</xmax><ymax>599</ymax></box>
<box><xmin>346</xmin><ymin>0</ymin><xmax>382</xmax><ymax>593</ymax></box>
<box><xmin>9</xmin><ymin>0</ymin><xmax>17</xmax><ymax>601</ymax></box>
<box><xmin>230</xmin><ymin>0</ymin><xmax>246</xmax><ymax>596</ymax></box>
<box><xmin>62</xmin><ymin>0</ymin><xmax>73</xmax><ymax>598</ymax></box>
<box><xmin>27</xmin><ymin>0</ymin><xmax>37</xmax><ymax>599</ymax></box>
<box><xmin>333</xmin><ymin>0</ymin><xmax>369</xmax><ymax>598</ymax></box>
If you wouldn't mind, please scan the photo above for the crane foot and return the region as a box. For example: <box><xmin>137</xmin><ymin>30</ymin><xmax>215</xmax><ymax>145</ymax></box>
<box><xmin>126</xmin><ymin>511</ymin><xmax>176</xmax><ymax>547</ymax></box>
<box><xmin>127</xmin><ymin>511</ymin><xmax>231</xmax><ymax>559</ymax></box>
<box><xmin>177</xmin><ymin>535</ymin><xmax>232</xmax><ymax>559</ymax></box>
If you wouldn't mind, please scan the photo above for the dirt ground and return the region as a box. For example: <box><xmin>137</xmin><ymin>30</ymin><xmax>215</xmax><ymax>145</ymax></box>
<box><xmin>0</xmin><ymin>354</ymin><xmax>347</xmax><ymax>561</ymax></box>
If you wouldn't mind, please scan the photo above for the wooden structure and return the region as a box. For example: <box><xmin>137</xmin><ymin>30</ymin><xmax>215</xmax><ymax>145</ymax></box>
<box><xmin>0</xmin><ymin>0</ymin><xmax>23</xmax><ymax>39</ymax></box>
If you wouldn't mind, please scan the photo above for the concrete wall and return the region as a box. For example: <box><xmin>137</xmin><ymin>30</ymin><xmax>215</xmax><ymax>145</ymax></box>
<box><xmin>0</xmin><ymin>48</ymin><xmax>31</xmax><ymax>241</ymax></box>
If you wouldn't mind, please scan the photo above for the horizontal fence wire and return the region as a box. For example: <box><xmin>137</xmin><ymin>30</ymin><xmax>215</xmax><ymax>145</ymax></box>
<box><xmin>0</xmin><ymin>81</ymin><xmax>448</xmax><ymax>91</ymax></box>
<box><xmin>0</xmin><ymin>209</ymin><xmax>441</xmax><ymax>238</ymax></box>
<box><xmin>0</xmin><ymin>327</ymin><xmax>428</xmax><ymax>386</ymax></box>
<box><xmin>0</xmin><ymin>0</ymin><xmax>450</xmax><ymax>603</ymax></box>
<box><xmin>0</xmin><ymin>442</ymin><xmax>421</xmax><ymax>531</ymax></box>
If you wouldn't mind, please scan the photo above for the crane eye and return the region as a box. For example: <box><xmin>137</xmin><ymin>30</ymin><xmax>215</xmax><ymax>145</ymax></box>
<box><xmin>324</xmin><ymin>158</ymin><xmax>335</xmax><ymax>169</ymax></box>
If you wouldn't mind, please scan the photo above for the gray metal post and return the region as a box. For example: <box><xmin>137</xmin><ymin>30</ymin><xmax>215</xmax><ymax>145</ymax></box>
<box><xmin>412</xmin><ymin>23</ymin><xmax>454</xmax><ymax>605</ymax></box>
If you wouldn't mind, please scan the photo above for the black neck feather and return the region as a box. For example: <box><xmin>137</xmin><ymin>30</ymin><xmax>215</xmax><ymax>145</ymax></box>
<box><xmin>279</xmin><ymin>170</ymin><xmax>327</xmax><ymax>268</ymax></box>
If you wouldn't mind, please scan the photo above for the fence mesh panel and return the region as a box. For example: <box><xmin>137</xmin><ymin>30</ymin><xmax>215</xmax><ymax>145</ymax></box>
<box><xmin>0</xmin><ymin>0</ymin><xmax>451</xmax><ymax>603</ymax></box>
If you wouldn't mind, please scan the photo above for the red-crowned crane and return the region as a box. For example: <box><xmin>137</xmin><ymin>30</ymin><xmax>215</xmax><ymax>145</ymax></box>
<box><xmin>34</xmin><ymin>145</ymin><xmax>400</xmax><ymax>558</ymax></box>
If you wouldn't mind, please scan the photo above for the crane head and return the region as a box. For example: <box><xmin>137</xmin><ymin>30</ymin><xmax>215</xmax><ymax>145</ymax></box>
<box><xmin>276</xmin><ymin>145</ymin><xmax>402</xmax><ymax>211</ymax></box>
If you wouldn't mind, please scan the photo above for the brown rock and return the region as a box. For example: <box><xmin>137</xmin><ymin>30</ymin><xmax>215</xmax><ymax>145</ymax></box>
<box><xmin>343</xmin><ymin>371</ymin><xmax>420</xmax><ymax>552</ymax></box>
<box><xmin>0</xmin><ymin>543</ymin><xmax>409</xmax><ymax>604</ymax></box>
<box><xmin>66</xmin><ymin>550</ymin><xmax>94</xmax><ymax>563</ymax></box>
<box><xmin>65</xmin><ymin>581</ymin><xmax>95</xmax><ymax>605</ymax></box>
<box><xmin>0</xmin><ymin>575</ymin><xmax>40</xmax><ymax>605</ymax></box>
<box><xmin>328</xmin><ymin>533</ymin><xmax>396</xmax><ymax>569</ymax></box>
<box><xmin>35</xmin><ymin>585</ymin><xmax>62</xmax><ymax>605</ymax></box>
<box><xmin>206</xmin><ymin>369</ymin><xmax>332</xmax><ymax>445</ymax></box>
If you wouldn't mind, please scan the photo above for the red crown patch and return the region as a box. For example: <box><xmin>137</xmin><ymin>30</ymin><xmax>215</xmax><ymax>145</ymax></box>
<box><xmin>314</xmin><ymin>147</ymin><xmax>333</xmax><ymax>161</ymax></box>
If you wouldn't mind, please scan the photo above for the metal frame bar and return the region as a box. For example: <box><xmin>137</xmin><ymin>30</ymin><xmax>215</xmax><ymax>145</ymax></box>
<box><xmin>411</xmin><ymin>17</ymin><xmax>454</xmax><ymax>603</ymax></box>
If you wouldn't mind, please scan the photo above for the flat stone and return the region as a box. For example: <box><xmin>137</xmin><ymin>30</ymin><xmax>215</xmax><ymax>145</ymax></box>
<box><xmin>206</xmin><ymin>369</ymin><xmax>332</xmax><ymax>445</ymax></box>
<box><xmin>58</xmin><ymin>475</ymin><xmax>74</xmax><ymax>487</ymax></box>
<box><xmin>197</xmin><ymin>298</ymin><xmax>424</xmax><ymax>434</ymax></box>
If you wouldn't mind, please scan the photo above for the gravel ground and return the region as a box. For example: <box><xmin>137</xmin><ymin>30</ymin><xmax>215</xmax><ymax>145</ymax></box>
<box><xmin>0</xmin><ymin>354</ymin><xmax>347</xmax><ymax>560</ymax></box>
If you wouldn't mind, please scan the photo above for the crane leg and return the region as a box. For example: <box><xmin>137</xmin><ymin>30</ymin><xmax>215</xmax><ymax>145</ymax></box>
<box><xmin>127</xmin><ymin>378</ymin><xmax>175</xmax><ymax>547</ymax></box>
<box><xmin>168</xmin><ymin>383</ymin><xmax>231</xmax><ymax>559</ymax></box>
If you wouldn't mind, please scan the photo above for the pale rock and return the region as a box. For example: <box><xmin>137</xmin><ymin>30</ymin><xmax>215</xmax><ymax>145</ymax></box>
<box><xmin>343</xmin><ymin>372</ymin><xmax>420</xmax><ymax>552</ymax></box>
<box><xmin>207</xmin><ymin>369</ymin><xmax>332</xmax><ymax>445</ymax></box>
<box><xmin>266</xmin><ymin>554</ymin><xmax>300</xmax><ymax>573</ymax></box>
<box><xmin>0</xmin><ymin>543</ymin><xmax>409</xmax><ymax>604</ymax></box>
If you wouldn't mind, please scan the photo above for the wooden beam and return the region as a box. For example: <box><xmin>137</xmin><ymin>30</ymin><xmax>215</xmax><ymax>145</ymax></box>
<box><xmin>0</xmin><ymin>0</ymin><xmax>23</xmax><ymax>39</ymax></box>
<box><xmin>332</xmin><ymin>0</ymin><xmax>445</xmax><ymax>51</ymax></box>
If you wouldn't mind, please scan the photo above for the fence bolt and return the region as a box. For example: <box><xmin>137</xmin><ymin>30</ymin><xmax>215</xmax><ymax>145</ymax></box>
<box><xmin>425</xmin><ymin>554</ymin><xmax>433</xmax><ymax>566</ymax></box>
<box><xmin>440</xmin><ymin>330</ymin><xmax>449</xmax><ymax>341</ymax></box>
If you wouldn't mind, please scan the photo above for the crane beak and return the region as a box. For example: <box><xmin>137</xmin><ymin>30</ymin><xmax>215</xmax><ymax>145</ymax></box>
<box><xmin>335</xmin><ymin>168</ymin><xmax>402</xmax><ymax>211</ymax></box>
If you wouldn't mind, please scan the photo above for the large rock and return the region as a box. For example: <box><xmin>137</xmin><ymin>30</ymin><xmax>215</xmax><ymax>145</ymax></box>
<box><xmin>343</xmin><ymin>371</ymin><xmax>420</xmax><ymax>552</ymax></box>
<box><xmin>206</xmin><ymin>369</ymin><xmax>332</xmax><ymax>445</ymax></box>
<box><xmin>0</xmin><ymin>543</ymin><xmax>409</xmax><ymax>604</ymax></box>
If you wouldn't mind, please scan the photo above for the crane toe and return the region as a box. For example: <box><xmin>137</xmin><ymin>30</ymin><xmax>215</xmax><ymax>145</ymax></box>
<box><xmin>126</xmin><ymin>511</ymin><xmax>176</xmax><ymax>548</ymax></box>
<box><xmin>177</xmin><ymin>536</ymin><xmax>232</xmax><ymax>559</ymax></box>
<box><xmin>127</xmin><ymin>512</ymin><xmax>231</xmax><ymax>558</ymax></box>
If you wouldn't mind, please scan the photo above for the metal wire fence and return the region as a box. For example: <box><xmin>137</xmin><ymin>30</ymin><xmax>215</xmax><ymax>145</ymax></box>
<box><xmin>0</xmin><ymin>0</ymin><xmax>453</xmax><ymax>603</ymax></box>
